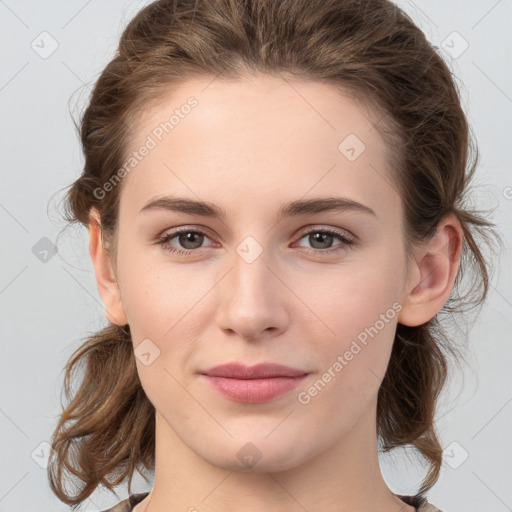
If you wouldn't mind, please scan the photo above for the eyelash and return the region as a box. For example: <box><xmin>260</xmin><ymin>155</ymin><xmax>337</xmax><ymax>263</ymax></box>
<box><xmin>155</xmin><ymin>226</ymin><xmax>356</xmax><ymax>257</ymax></box>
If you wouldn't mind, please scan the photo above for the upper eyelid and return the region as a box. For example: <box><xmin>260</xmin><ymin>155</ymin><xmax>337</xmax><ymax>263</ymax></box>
<box><xmin>159</xmin><ymin>225</ymin><xmax>217</xmax><ymax>242</ymax></box>
<box><xmin>159</xmin><ymin>224</ymin><xmax>355</xmax><ymax>244</ymax></box>
<box><xmin>296</xmin><ymin>224</ymin><xmax>354</xmax><ymax>239</ymax></box>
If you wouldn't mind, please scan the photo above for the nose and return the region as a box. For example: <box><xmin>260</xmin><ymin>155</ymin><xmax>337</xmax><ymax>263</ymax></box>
<box><xmin>215</xmin><ymin>246</ymin><xmax>290</xmax><ymax>342</ymax></box>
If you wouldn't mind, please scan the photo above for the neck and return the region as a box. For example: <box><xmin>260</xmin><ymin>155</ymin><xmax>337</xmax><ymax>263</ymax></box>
<box><xmin>138</xmin><ymin>403</ymin><xmax>414</xmax><ymax>512</ymax></box>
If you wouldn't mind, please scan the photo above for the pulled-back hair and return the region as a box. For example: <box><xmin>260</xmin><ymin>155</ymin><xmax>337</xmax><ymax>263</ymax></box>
<box><xmin>48</xmin><ymin>0</ymin><xmax>500</xmax><ymax>506</ymax></box>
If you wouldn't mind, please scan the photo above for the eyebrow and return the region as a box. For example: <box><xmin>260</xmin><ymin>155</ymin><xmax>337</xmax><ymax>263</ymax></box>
<box><xmin>139</xmin><ymin>195</ymin><xmax>376</xmax><ymax>220</ymax></box>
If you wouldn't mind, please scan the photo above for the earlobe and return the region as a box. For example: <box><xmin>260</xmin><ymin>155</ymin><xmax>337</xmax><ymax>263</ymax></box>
<box><xmin>88</xmin><ymin>208</ymin><xmax>128</xmax><ymax>326</ymax></box>
<box><xmin>398</xmin><ymin>215</ymin><xmax>463</xmax><ymax>327</ymax></box>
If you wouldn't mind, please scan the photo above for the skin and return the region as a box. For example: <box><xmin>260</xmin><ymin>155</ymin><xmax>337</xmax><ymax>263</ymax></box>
<box><xmin>89</xmin><ymin>74</ymin><xmax>463</xmax><ymax>512</ymax></box>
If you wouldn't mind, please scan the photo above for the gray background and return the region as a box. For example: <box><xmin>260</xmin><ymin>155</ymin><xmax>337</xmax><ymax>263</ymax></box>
<box><xmin>0</xmin><ymin>1</ymin><xmax>511</xmax><ymax>510</ymax></box>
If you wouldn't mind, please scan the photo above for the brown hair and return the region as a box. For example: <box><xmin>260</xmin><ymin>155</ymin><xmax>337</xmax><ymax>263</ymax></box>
<box><xmin>49</xmin><ymin>0</ymin><xmax>501</xmax><ymax>506</ymax></box>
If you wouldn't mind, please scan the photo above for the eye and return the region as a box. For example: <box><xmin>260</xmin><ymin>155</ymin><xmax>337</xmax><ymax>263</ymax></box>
<box><xmin>155</xmin><ymin>227</ymin><xmax>215</xmax><ymax>256</ymax></box>
<box><xmin>293</xmin><ymin>227</ymin><xmax>355</xmax><ymax>255</ymax></box>
<box><xmin>155</xmin><ymin>226</ymin><xmax>356</xmax><ymax>257</ymax></box>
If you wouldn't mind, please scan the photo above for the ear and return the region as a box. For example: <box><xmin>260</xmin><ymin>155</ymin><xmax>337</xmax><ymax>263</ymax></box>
<box><xmin>88</xmin><ymin>208</ymin><xmax>128</xmax><ymax>326</ymax></box>
<box><xmin>398</xmin><ymin>214</ymin><xmax>463</xmax><ymax>327</ymax></box>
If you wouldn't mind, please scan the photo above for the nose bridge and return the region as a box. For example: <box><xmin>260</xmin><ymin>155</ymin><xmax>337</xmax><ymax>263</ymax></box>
<box><xmin>216</xmin><ymin>233</ymin><xmax>288</xmax><ymax>339</ymax></box>
<box><xmin>230</xmin><ymin>235</ymin><xmax>274</xmax><ymax>303</ymax></box>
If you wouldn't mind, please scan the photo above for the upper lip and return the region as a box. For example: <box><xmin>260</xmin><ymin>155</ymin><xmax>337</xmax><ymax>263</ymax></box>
<box><xmin>201</xmin><ymin>363</ymin><xmax>308</xmax><ymax>379</ymax></box>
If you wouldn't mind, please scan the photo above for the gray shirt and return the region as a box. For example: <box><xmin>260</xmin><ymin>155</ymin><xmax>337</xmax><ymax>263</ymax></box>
<box><xmin>101</xmin><ymin>491</ymin><xmax>443</xmax><ymax>511</ymax></box>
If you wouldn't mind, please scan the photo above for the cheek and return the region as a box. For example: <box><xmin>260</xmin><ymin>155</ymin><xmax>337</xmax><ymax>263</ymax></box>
<box><xmin>296</xmin><ymin>311</ymin><xmax>398</xmax><ymax>437</ymax></box>
<box><xmin>116</xmin><ymin>250</ymin><xmax>218</xmax><ymax>394</ymax></box>
<box><xmin>116</xmin><ymin>245</ymin><xmax>208</xmax><ymax>340</ymax></box>
<box><xmin>300</xmin><ymin>248</ymin><xmax>404</xmax><ymax>400</ymax></box>
<box><xmin>304</xmin><ymin>246</ymin><xmax>404</xmax><ymax>344</ymax></box>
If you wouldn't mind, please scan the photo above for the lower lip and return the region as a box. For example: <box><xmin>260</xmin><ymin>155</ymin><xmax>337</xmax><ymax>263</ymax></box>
<box><xmin>201</xmin><ymin>374</ymin><xmax>308</xmax><ymax>403</ymax></box>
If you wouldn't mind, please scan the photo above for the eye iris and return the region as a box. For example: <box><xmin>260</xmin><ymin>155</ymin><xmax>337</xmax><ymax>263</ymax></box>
<box><xmin>179</xmin><ymin>232</ymin><xmax>203</xmax><ymax>249</ymax></box>
<box><xmin>310</xmin><ymin>232</ymin><xmax>334</xmax><ymax>249</ymax></box>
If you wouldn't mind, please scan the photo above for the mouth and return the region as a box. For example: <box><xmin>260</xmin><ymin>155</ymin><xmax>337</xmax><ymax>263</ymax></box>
<box><xmin>199</xmin><ymin>363</ymin><xmax>309</xmax><ymax>403</ymax></box>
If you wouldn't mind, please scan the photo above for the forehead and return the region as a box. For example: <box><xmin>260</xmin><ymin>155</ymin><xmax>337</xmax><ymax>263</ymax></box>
<box><xmin>130</xmin><ymin>74</ymin><xmax>388</xmax><ymax>157</ymax></box>
<box><xmin>120</xmin><ymin>74</ymin><xmax>400</xmax><ymax>223</ymax></box>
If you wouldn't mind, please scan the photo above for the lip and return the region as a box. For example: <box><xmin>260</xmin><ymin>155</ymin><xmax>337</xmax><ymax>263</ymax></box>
<box><xmin>199</xmin><ymin>363</ymin><xmax>309</xmax><ymax>403</ymax></box>
<box><xmin>202</xmin><ymin>363</ymin><xmax>307</xmax><ymax>379</ymax></box>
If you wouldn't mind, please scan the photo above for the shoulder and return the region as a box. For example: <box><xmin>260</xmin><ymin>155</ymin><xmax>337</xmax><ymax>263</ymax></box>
<box><xmin>100</xmin><ymin>492</ymin><xmax>150</xmax><ymax>512</ymax></box>
<box><xmin>104</xmin><ymin>492</ymin><xmax>444</xmax><ymax>512</ymax></box>
<box><xmin>397</xmin><ymin>493</ymin><xmax>444</xmax><ymax>512</ymax></box>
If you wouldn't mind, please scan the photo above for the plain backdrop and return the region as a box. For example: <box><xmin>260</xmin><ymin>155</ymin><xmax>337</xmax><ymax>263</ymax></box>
<box><xmin>0</xmin><ymin>1</ymin><xmax>511</xmax><ymax>511</ymax></box>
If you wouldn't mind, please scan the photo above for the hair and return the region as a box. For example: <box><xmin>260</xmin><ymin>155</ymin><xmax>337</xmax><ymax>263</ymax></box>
<box><xmin>48</xmin><ymin>0</ymin><xmax>501</xmax><ymax>506</ymax></box>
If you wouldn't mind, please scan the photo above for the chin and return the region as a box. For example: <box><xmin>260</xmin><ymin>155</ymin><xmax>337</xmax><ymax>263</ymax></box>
<box><xmin>200</xmin><ymin>437</ymin><xmax>312</xmax><ymax>474</ymax></box>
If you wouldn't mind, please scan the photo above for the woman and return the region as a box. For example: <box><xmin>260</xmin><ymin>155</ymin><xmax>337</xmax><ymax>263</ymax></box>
<box><xmin>48</xmin><ymin>1</ymin><xmax>498</xmax><ymax>511</ymax></box>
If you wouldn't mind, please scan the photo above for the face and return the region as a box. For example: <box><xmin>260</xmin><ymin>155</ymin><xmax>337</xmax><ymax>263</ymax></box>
<box><xmin>110</xmin><ymin>74</ymin><xmax>411</xmax><ymax>472</ymax></box>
